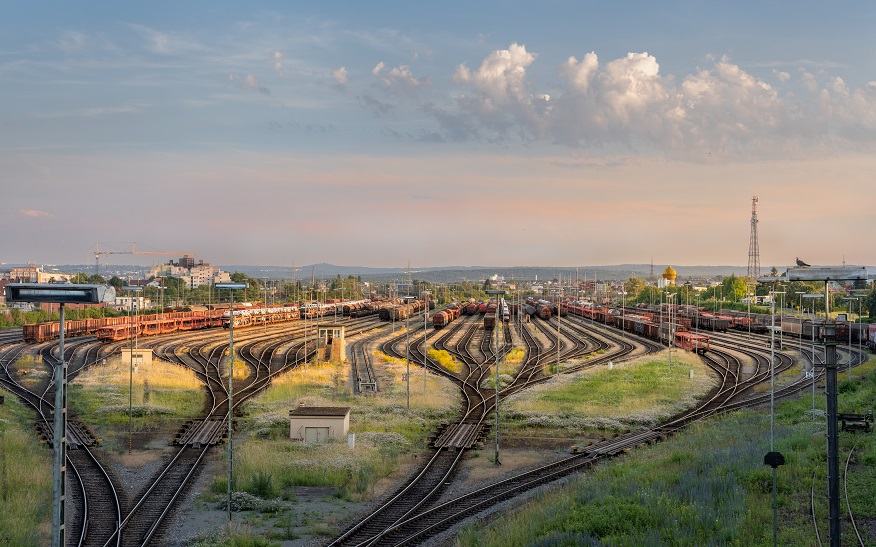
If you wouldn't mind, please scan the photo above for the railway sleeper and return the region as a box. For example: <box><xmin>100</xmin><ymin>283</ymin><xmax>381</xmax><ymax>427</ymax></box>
<box><xmin>173</xmin><ymin>419</ymin><xmax>226</xmax><ymax>447</ymax></box>
<box><xmin>34</xmin><ymin>420</ymin><xmax>96</xmax><ymax>449</ymax></box>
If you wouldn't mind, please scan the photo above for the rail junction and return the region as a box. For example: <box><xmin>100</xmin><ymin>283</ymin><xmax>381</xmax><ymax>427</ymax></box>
<box><xmin>0</xmin><ymin>296</ymin><xmax>871</xmax><ymax>546</ymax></box>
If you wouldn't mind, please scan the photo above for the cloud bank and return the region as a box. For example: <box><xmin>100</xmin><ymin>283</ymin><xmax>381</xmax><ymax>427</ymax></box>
<box><xmin>361</xmin><ymin>43</ymin><xmax>876</xmax><ymax>160</ymax></box>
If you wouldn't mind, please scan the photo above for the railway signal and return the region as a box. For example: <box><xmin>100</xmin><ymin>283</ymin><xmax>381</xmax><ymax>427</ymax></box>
<box><xmin>4</xmin><ymin>283</ymin><xmax>116</xmax><ymax>547</ymax></box>
<box><xmin>785</xmin><ymin>266</ymin><xmax>870</xmax><ymax>547</ymax></box>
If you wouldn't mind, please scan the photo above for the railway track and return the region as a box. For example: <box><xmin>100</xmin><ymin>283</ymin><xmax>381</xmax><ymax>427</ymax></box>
<box><xmin>330</xmin><ymin>309</ymin><xmax>870</xmax><ymax>545</ymax></box>
<box><xmin>328</xmin><ymin>310</ymin><xmax>668</xmax><ymax>546</ymax></box>
<box><xmin>1</xmin><ymin>340</ymin><xmax>123</xmax><ymax>547</ymax></box>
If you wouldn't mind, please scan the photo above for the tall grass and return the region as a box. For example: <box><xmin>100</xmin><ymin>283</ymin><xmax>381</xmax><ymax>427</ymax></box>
<box><xmin>0</xmin><ymin>388</ymin><xmax>51</xmax><ymax>546</ymax></box>
<box><xmin>184</xmin><ymin>523</ymin><xmax>280</xmax><ymax>546</ymax></box>
<box><xmin>503</xmin><ymin>349</ymin><xmax>715</xmax><ymax>431</ymax></box>
<box><xmin>233</xmin><ymin>352</ymin><xmax>460</xmax><ymax>502</ymax></box>
<box><xmin>457</xmin><ymin>356</ymin><xmax>876</xmax><ymax>546</ymax></box>
<box><xmin>427</xmin><ymin>349</ymin><xmax>463</xmax><ymax>373</ymax></box>
<box><xmin>69</xmin><ymin>356</ymin><xmax>205</xmax><ymax>448</ymax></box>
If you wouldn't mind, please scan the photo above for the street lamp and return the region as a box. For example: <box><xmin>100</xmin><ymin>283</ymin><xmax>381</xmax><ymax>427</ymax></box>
<box><xmin>123</xmin><ymin>285</ymin><xmax>143</xmax><ymax>452</ymax></box>
<box><xmin>795</xmin><ymin>291</ymin><xmax>806</xmax><ymax>356</ymax></box>
<box><xmin>664</xmin><ymin>292</ymin><xmax>675</xmax><ymax>373</ymax></box>
<box><xmin>403</xmin><ymin>295</ymin><xmax>414</xmax><ymax>410</ymax></box>
<box><xmin>841</xmin><ymin>297</ymin><xmax>859</xmax><ymax>373</ymax></box>
<box><xmin>5</xmin><ymin>283</ymin><xmax>115</xmax><ymax>547</ymax></box>
<box><xmin>261</xmin><ymin>278</ymin><xmax>271</xmax><ymax>334</ymax></box>
<box><xmin>486</xmin><ymin>289</ymin><xmax>506</xmax><ymax>466</ymax></box>
<box><xmin>423</xmin><ymin>290</ymin><xmax>431</xmax><ymax>396</ymax></box>
<box><xmin>802</xmin><ymin>293</ymin><xmax>823</xmax><ymax>426</ymax></box>
<box><xmin>214</xmin><ymin>282</ymin><xmax>247</xmax><ymax>523</ymax></box>
<box><xmin>746</xmin><ymin>291</ymin><xmax>754</xmax><ymax>339</ymax></box>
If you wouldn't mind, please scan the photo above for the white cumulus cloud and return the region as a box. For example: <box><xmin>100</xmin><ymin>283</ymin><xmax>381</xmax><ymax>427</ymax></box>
<box><xmin>332</xmin><ymin>66</ymin><xmax>348</xmax><ymax>86</ymax></box>
<box><xmin>453</xmin><ymin>42</ymin><xmax>536</xmax><ymax>105</ymax></box>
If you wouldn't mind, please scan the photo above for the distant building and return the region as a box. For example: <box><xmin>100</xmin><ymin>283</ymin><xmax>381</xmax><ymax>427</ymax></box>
<box><xmin>658</xmin><ymin>266</ymin><xmax>677</xmax><ymax>288</ymax></box>
<box><xmin>112</xmin><ymin>296</ymin><xmax>151</xmax><ymax>311</ymax></box>
<box><xmin>10</xmin><ymin>263</ymin><xmax>73</xmax><ymax>284</ymax></box>
<box><xmin>149</xmin><ymin>256</ymin><xmax>231</xmax><ymax>289</ymax></box>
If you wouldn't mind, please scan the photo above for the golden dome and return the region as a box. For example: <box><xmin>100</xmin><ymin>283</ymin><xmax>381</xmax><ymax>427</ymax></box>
<box><xmin>662</xmin><ymin>266</ymin><xmax>677</xmax><ymax>280</ymax></box>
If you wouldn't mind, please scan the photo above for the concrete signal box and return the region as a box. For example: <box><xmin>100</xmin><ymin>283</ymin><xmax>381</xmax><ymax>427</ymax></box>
<box><xmin>120</xmin><ymin>349</ymin><xmax>153</xmax><ymax>370</ymax></box>
<box><xmin>317</xmin><ymin>323</ymin><xmax>346</xmax><ymax>362</ymax></box>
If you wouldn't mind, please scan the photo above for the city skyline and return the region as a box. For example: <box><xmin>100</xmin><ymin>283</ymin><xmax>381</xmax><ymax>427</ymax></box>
<box><xmin>3</xmin><ymin>2</ymin><xmax>875</xmax><ymax>268</ymax></box>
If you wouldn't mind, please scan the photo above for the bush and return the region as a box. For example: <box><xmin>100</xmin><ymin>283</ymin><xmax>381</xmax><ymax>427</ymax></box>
<box><xmin>246</xmin><ymin>471</ymin><xmax>275</xmax><ymax>499</ymax></box>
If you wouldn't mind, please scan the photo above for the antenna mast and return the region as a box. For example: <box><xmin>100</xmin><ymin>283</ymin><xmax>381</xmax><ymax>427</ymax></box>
<box><xmin>747</xmin><ymin>196</ymin><xmax>761</xmax><ymax>279</ymax></box>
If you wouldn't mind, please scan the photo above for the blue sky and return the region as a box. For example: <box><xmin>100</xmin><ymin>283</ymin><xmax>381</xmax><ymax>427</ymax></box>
<box><xmin>3</xmin><ymin>2</ymin><xmax>875</xmax><ymax>270</ymax></box>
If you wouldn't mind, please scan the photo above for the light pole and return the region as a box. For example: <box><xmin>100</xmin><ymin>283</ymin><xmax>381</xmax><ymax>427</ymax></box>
<box><xmin>764</xmin><ymin>289</ymin><xmax>785</xmax><ymax>547</ymax></box>
<box><xmin>405</xmin><ymin>296</ymin><xmax>411</xmax><ymax>410</ymax></box>
<box><xmin>214</xmin><ymin>282</ymin><xmax>247</xmax><ymax>523</ymax></box>
<box><xmin>802</xmin><ymin>294</ymin><xmax>822</xmax><ymax>425</ymax></box>
<box><xmin>747</xmin><ymin>291</ymin><xmax>754</xmax><ymax>339</ymax></box>
<box><xmin>486</xmin><ymin>289</ymin><xmax>506</xmax><ymax>465</ymax></box>
<box><xmin>665</xmin><ymin>292</ymin><xmax>675</xmax><ymax>372</ymax></box>
<box><xmin>123</xmin><ymin>285</ymin><xmax>143</xmax><ymax>453</ymax></box>
<box><xmin>5</xmin><ymin>283</ymin><xmax>115</xmax><ymax>547</ymax></box>
<box><xmin>555</xmin><ymin>289</ymin><xmax>561</xmax><ymax>376</ymax></box>
<box><xmin>620</xmin><ymin>286</ymin><xmax>625</xmax><ymax>341</ymax></box>
<box><xmin>841</xmin><ymin>297</ymin><xmax>859</xmax><ymax>373</ymax></box>
<box><xmin>795</xmin><ymin>291</ymin><xmax>806</xmax><ymax>356</ymax></box>
<box><xmin>779</xmin><ymin>291</ymin><xmax>784</xmax><ymax>349</ymax></box>
<box><xmin>423</xmin><ymin>290</ymin><xmax>430</xmax><ymax>395</ymax></box>
<box><xmin>261</xmin><ymin>279</ymin><xmax>270</xmax><ymax>334</ymax></box>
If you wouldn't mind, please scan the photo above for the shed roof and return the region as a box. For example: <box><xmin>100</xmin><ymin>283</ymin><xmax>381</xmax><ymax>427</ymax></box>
<box><xmin>289</xmin><ymin>406</ymin><xmax>350</xmax><ymax>417</ymax></box>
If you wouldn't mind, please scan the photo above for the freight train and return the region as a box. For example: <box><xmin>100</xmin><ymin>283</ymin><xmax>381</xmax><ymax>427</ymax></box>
<box><xmin>524</xmin><ymin>297</ymin><xmax>552</xmax><ymax>320</ymax></box>
<box><xmin>22</xmin><ymin>297</ymin><xmax>380</xmax><ymax>344</ymax></box>
<box><xmin>566</xmin><ymin>301</ymin><xmax>709</xmax><ymax>353</ymax></box>
<box><xmin>432</xmin><ymin>304</ymin><xmax>462</xmax><ymax>329</ymax></box>
<box><xmin>378</xmin><ymin>300</ymin><xmax>426</xmax><ymax>322</ymax></box>
<box><xmin>637</xmin><ymin>304</ymin><xmax>866</xmax><ymax>343</ymax></box>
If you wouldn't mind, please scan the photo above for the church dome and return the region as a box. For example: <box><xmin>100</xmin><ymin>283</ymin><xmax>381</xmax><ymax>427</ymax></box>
<box><xmin>662</xmin><ymin>266</ymin><xmax>677</xmax><ymax>280</ymax></box>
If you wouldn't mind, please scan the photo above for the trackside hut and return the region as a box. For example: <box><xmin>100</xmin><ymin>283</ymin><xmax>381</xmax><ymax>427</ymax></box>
<box><xmin>289</xmin><ymin>406</ymin><xmax>350</xmax><ymax>443</ymax></box>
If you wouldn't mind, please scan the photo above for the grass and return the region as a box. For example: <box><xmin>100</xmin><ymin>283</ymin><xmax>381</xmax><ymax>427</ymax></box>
<box><xmin>68</xmin><ymin>355</ymin><xmax>206</xmax><ymax>450</ymax></box>
<box><xmin>0</xmin><ymin>387</ymin><xmax>52</xmax><ymax>546</ymax></box>
<box><xmin>184</xmin><ymin>524</ymin><xmax>280</xmax><ymax>546</ymax></box>
<box><xmin>10</xmin><ymin>353</ymin><xmax>49</xmax><ymax>391</ymax></box>
<box><xmin>503</xmin><ymin>349</ymin><xmax>715</xmax><ymax>433</ymax></box>
<box><xmin>457</xmin><ymin>355</ymin><xmax>876</xmax><ymax>546</ymax></box>
<box><xmin>427</xmin><ymin>348</ymin><xmax>463</xmax><ymax>374</ymax></box>
<box><xmin>231</xmin><ymin>346</ymin><xmax>460</xmax><ymax>505</ymax></box>
<box><xmin>504</xmin><ymin>347</ymin><xmax>526</xmax><ymax>368</ymax></box>
<box><xmin>224</xmin><ymin>357</ymin><xmax>251</xmax><ymax>380</ymax></box>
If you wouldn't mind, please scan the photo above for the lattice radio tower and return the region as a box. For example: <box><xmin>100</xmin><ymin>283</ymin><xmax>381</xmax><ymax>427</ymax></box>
<box><xmin>747</xmin><ymin>196</ymin><xmax>761</xmax><ymax>279</ymax></box>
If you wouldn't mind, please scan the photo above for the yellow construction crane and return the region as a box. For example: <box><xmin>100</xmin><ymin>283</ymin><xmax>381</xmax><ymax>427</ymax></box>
<box><xmin>92</xmin><ymin>242</ymin><xmax>194</xmax><ymax>276</ymax></box>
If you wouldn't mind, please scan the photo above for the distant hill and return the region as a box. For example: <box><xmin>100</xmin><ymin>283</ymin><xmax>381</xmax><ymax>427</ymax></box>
<box><xmin>11</xmin><ymin>262</ymin><xmax>873</xmax><ymax>284</ymax></box>
<box><xmin>221</xmin><ymin>263</ymin><xmax>756</xmax><ymax>283</ymax></box>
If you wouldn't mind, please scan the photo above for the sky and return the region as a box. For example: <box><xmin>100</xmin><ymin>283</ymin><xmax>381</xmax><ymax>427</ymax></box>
<box><xmin>2</xmin><ymin>2</ymin><xmax>875</xmax><ymax>271</ymax></box>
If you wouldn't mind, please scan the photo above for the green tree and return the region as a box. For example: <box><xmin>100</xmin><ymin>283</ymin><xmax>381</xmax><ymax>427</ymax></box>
<box><xmin>108</xmin><ymin>276</ymin><xmax>125</xmax><ymax>289</ymax></box>
<box><xmin>635</xmin><ymin>285</ymin><xmax>661</xmax><ymax>305</ymax></box>
<box><xmin>624</xmin><ymin>277</ymin><xmax>646</xmax><ymax>297</ymax></box>
<box><xmin>722</xmin><ymin>274</ymin><xmax>748</xmax><ymax>302</ymax></box>
<box><xmin>864</xmin><ymin>284</ymin><xmax>876</xmax><ymax>318</ymax></box>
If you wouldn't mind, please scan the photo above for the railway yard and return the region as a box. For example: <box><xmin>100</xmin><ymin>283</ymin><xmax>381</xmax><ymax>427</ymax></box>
<box><xmin>0</xmin><ymin>296</ymin><xmax>874</xmax><ymax>546</ymax></box>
